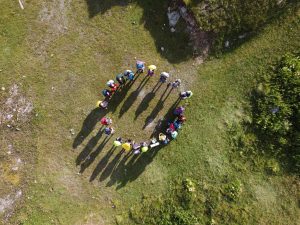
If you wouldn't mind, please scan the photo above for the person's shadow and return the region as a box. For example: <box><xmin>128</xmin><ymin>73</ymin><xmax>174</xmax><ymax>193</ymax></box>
<box><xmin>143</xmin><ymin>85</ymin><xmax>173</xmax><ymax>129</ymax></box>
<box><xmin>100</xmin><ymin>99</ymin><xmax>181</xmax><ymax>188</ymax></box>
<box><xmin>79</xmin><ymin>135</ymin><xmax>112</xmax><ymax>173</ymax></box>
<box><xmin>76</xmin><ymin>128</ymin><xmax>104</xmax><ymax>165</ymax></box>
<box><xmin>89</xmin><ymin>146</ymin><xmax>116</xmax><ymax>181</ymax></box>
<box><xmin>119</xmin><ymin>75</ymin><xmax>150</xmax><ymax>118</ymax></box>
<box><xmin>73</xmin><ymin>108</ymin><xmax>106</xmax><ymax>149</ymax></box>
<box><xmin>134</xmin><ymin>81</ymin><xmax>163</xmax><ymax>120</ymax></box>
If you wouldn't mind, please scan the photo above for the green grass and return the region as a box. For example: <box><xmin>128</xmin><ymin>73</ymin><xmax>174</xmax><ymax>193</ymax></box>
<box><xmin>0</xmin><ymin>0</ymin><xmax>299</xmax><ymax>225</ymax></box>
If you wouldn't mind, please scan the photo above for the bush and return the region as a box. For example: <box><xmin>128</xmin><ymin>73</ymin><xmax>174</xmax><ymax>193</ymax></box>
<box><xmin>188</xmin><ymin>0</ymin><xmax>288</xmax><ymax>51</ymax></box>
<box><xmin>252</xmin><ymin>53</ymin><xmax>300</xmax><ymax>172</ymax></box>
<box><xmin>223</xmin><ymin>179</ymin><xmax>242</xmax><ymax>202</ymax></box>
<box><xmin>130</xmin><ymin>179</ymin><xmax>200</xmax><ymax>225</ymax></box>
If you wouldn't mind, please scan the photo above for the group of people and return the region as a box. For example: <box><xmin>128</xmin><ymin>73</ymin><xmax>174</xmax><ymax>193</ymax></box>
<box><xmin>96</xmin><ymin>60</ymin><xmax>193</xmax><ymax>155</ymax></box>
<box><xmin>97</xmin><ymin>60</ymin><xmax>193</xmax><ymax>109</ymax></box>
<box><xmin>108</xmin><ymin>104</ymin><xmax>188</xmax><ymax>155</ymax></box>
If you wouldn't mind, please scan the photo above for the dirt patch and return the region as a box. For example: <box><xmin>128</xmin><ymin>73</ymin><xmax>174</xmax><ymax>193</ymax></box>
<box><xmin>0</xmin><ymin>84</ymin><xmax>33</xmax><ymax>127</ymax></box>
<box><xmin>30</xmin><ymin>0</ymin><xmax>71</xmax><ymax>58</ymax></box>
<box><xmin>0</xmin><ymin>190</ymin><xmax>22</xmax><ymax>219</ymax></box>
<box><xmin>38</xmin><ymin>0</ymin><xmax>70</xmax><ymax>34</ymax></box>
<box><xmin>75</xmin><ymin>213</ymin><xmax>105</xmax><ymax>225</ymax></box>
<box><xmin>168</xmin><ymin>0</ymin><xmax>213</xmax><ymax>61</ymax></box>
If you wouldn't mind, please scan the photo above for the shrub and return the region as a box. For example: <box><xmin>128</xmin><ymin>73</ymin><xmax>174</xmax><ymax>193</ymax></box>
<box><xmin>265</xmin><ymin>158</ymin><xmax>281</xmax><ymax>174</ymax></box>
<box><xmin>252</xmin><ymin>53</ymin><xmax>300</xmax><ymax>172</ymax></box>
<box><xmin>130</xmin><ymin>179</ymin><xmax>200</xmax><ymax>225</ymax></box>
<box><xmin>223</xmin><ymin>179</ymin><xmax>242</xmax><ymax>202</ymax></box>
<box><xmin>188</xmin><ymin>0</ymin><xmax>289</xmax><ymax>51</ymax></box>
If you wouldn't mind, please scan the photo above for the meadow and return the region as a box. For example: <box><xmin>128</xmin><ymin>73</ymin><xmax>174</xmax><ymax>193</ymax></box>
<box><xmin>0</xmin><ymin>0</ymin><xmax>299</xmax><ymax>224</ymax></box>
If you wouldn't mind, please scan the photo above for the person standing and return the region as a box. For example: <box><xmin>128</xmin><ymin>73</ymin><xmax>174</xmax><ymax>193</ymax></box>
<box><xmin>100</xmin><ymin>117</ymin><xmax>112</xmax><ymax>126</ymax></box>
<box><xmin>104</xmin><ymin>126</ymin><xmax>115</xmax><ymax>136</ymax></box>
<box><xmin>102</xmin><ymin>89</ymin><xmax>112</xmax><ymax>98</ymax></box>
<box><xmin>171</xmin><ymin>79</ymin><xmax>181</xmax><ymax>88</ymax></box>
<box><xmin>147</xmin><ymin>65</ymin><xmax>157</xmax><ymax>76</ymax></box>
<box><xmin>116</xmin><ymin>73</ymin><xmax>126</xmax><ymax>85</ymax></box>
<box><xmin>179</xmin><ymin>91</ymin><xmax>193</xmax><ymax>100</ymax></box>
<box><xmin>159</xmin><ymin>72</ymin><xmax>170</xmax><ymax>83</ymax></box>
<box><xmin>136</xmin><ymin>60</ymin><xmax>145</xmax><ymax>74</ymax></box>
<box><xmin>96</xmin><ymin>100</ymin><xmax>108</xmax><ymax>109</ymax></box>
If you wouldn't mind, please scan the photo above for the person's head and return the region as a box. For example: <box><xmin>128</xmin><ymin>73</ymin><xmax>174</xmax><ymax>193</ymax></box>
<box><xmin>96</xmin><ymin>100</ymin><xmax>102</xmax><ymax>108</ymax></box>
<box><xmin>116</xmin><ymin>137</ymin><xmax>122</xmax><ymax>142</ymax></box>
<box><xmin>178</xmin><ymin>115</ymin><xmax>186</xmax><ymax>122</ymax></box>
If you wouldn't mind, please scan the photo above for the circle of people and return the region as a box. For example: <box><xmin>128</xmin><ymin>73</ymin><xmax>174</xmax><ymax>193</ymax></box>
<box><xmin>96</xmin><ymin>60</ymin><xmax>193</xmax><ymax>155</ymax></box>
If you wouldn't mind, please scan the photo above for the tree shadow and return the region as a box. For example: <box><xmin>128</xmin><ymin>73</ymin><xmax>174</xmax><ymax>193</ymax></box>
<box><xmin>118</xmin><ymin>75</ymin><xmax>150</xmax><ymax>118</ymax></box>
<box><xmin>134</xmin><ymin>81</ymin><xmax>163</xmax><ymax>120</ymax></box>
<box><xmin>85</xmin><ymin>0</ymin><xmax>193</xmax><ymax>63</ymax></box>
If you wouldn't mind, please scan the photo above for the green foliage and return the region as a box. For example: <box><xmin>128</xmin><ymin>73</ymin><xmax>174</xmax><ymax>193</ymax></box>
<box><xmin>222</xmin><ymin>179</ymin><xmax>242</xmax><ymax>202</ymax></box>
<box><xmin>253</xmin><ymin>53</ymin><xmax>300</xmax><ymax>172</ymax></box>
<box><xmin>130</xmin><ymin>179</ymin><xmax>200</xmax><ymax>225</ymax></box>
<box><xmin>189</xmin><ymin>0</ymin><xmax>288</xmax><ymax>50</ymax></box>
<box><xmin>265</xmin><ymin>158</ymin><xmax>281</xmax><ymax>174</ymax></box>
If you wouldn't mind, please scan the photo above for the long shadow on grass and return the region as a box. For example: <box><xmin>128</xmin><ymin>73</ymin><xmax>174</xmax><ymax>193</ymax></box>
<box><xmin>76</xmin><ymin>128</ymin><xmax>104</xmax><ymax>165</ymax></box>
<box><xmin>73</xmin><ymin>80</ymin><xmax>135</xmax><ymax>149</ymax></box>
<box><xmin>85</xmin><ymin>0</ymin><xmax>193</xmax><ymax>63</ymax></box>
<box><xmin>79</xmin><ymin>136</ymin><xmax>112</xmax><ymax>173</ymax></box>
<box><xmin>119</xmin><ymin>75</ymin><xmax>150</xmax><ymax>118</ymax></box>
<box><xmin>143</xmin><ymin>85</ymin><xmax>174</xmax><ymax>129</ymax></box>
<box><xmin>134</xmin><ymin>80</ymin><xmax>163</xmax><ymax>120</ymax></box>
<box><xmin>98</xmin><ymin>99</ymin><xmax>181</xmax><ymax>189</ymax></box>
<box><xmin>73</xmin><ymin>108</ymin><xmax>106</xmax><ymax>149</ymax></box>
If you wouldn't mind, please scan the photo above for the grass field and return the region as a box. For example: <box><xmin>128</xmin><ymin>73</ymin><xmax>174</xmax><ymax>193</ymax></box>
<box><xmin>0</xmin><ymin>0</ymin><xmax>299</xmax><ymax>224</ymax></box>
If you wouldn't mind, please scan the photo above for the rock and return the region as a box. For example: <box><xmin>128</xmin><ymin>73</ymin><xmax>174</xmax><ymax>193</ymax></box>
<box><xmin>225</xmin><ymin>41</ymin><xmax>230</xmax><ymax>48</ymax></box>
<box><xmin>238</xmin><ymin>33</ymin><xmax>247</xmax><ymax>39</ymax></box>
<box><xmin>167</xmin><ymin>10</ymin><xmax>180</xmax><ymax>27</ymax></box>
<box><xmin>7</xmin><ymin>124</ymin><xmax>12</xmax><ymax>128</ymax></box>
<box><xmin>70</xmin><ymin>129</ymin><xmax>75</xmax><ymax>135</ymax></box>
<box><xmin>161</xmin><ymin>47</ymin><xmax>165</xmax><ymax>51</ymax></box>
<box><xmin>1</xmin><ymin>87</ymin><xmax>5</xmax><ymax>91</ymax></box>
<box><xmin>16</xmin><ymin>127</ymin><xmax>21</xmax><ymax>131</ymax></box>
<box><xmin>170</xmin><ymin>27</ymin><xmax>176</xmax><ymax>32</ymax></box>
<box><xmin>12</xmin><ymin>166</ymin><xmax>18</xmax><ymax>171</ymax></box>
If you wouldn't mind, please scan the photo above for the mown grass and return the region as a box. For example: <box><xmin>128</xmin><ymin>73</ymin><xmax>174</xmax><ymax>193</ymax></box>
<box><xmin>0</xmin><ymin>0</ymin><xmax>299</xmax><ymax>225</ymax></box>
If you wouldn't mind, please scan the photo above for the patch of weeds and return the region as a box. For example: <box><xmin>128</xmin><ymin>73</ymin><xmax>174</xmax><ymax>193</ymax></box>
<box><xmin>265</xmin><ymin>158</ymin><xmax>281</xmax><ymax>175</ymax></box>
<box><xmin>177</xmin><ymin>178</ymin><xmax>196</xmax><ymax>209</ymax></box>
<box><xmin>222</xmin><ymin>179</ymin><xmax>242</xmax><ymax>202</ymax></box>
<box><xmin>129</xmin><ymin>178</ymin><xmax>202</xmax><ymax>225</ymax></box>
<box><xmin>204</xmin><ymin>188</ymin><xmax>221</xmax><ymax>219</ymax></box>
<box><xmin>227</xmin><ymin>53</ymin><xmax>300</xmax><ymax>174</ymax></box>
<box><xmin>189</xmin><ymin>0</ymin><xmax>293</xmax><ymax>53</ymax></box>
<box><xmin>252</xmin><ymin>53</ymin><xmax>300</xmax><ymax>173</ymax></box>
